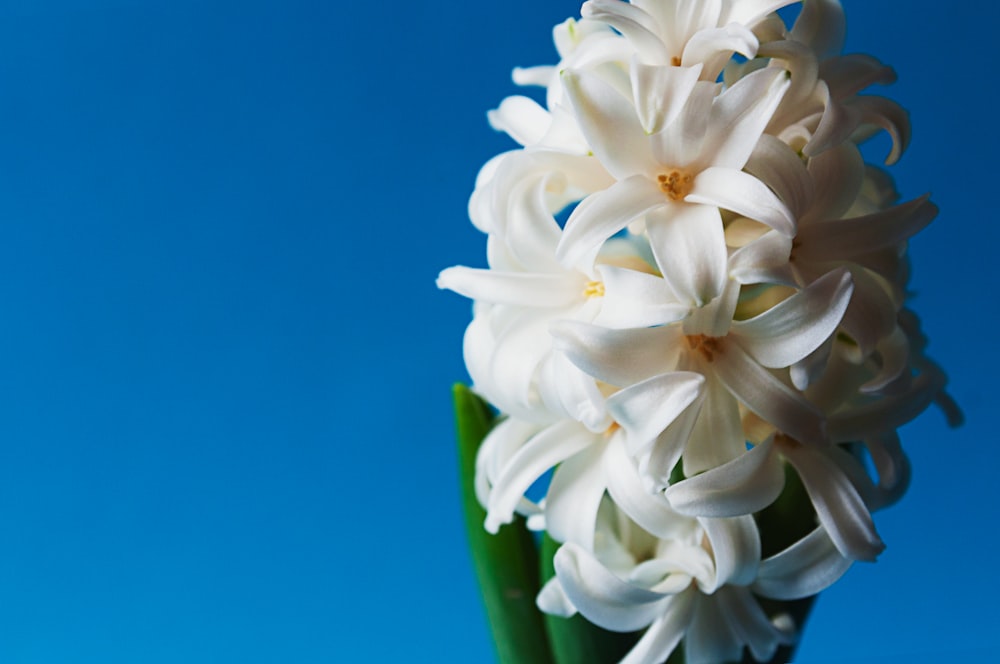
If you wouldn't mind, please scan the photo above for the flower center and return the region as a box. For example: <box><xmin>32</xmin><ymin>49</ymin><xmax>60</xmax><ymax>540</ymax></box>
<box><xmin>670</xmin><ymin>56</ymin><xmax>682</xmax><ymax>67</ymax></box>
<box><xmin>657</xmin><ymin>169</ymin><xmax>693</xmax><ymax>202</ymax></box>
<box><xmin>583</xmin><ymin>280</ymin><xmax>605</xmax><ymax>298</ymax></box>
<box><xmin>686</xmin><ymin>334</ymin><xmax>723</xmax><ymax>362</ymax></box>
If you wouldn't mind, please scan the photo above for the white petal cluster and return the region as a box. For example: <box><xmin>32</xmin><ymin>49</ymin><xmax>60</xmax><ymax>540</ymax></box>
<box><xmin>440</xmin><ymin>2</ymin><xmax>955</xmax><ymax>662</ymax></box>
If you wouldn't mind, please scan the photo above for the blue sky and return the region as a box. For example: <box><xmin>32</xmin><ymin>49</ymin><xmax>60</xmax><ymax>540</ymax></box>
<box><xmin>0</xmin><ymin>1</ymin><xmax>994</xmax><ymax>662</ymax></box>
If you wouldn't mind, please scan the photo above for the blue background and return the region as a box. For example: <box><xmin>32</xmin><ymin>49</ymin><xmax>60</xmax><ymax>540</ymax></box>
<box><xmin>0</xmin><ymin>1</ymin><xmax>992</xmax><ymax>661</ymax></box>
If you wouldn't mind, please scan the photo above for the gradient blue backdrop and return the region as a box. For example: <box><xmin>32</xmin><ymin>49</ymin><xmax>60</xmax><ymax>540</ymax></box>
<box><xmin>0</xmin><ymin>1</ymin><xmax>992</xmax><ymax>662</ymax></box>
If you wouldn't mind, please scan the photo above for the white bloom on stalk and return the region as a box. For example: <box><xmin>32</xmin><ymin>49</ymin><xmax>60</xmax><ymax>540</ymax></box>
<box><xmin>488</xmin><ymin>18</ymin><xmax>633</xmax><ymax>153</ymax></box>
<box><xmin>475</xmin><ymin>416</ymin><xmax>616</xmax><ymax>541</ymax></box>
<box><xmin>582</xmin><ymin>0</ymin><xmax>801</xmax><ymax>79</ymax></box>
<box><xmin>538</xmin><ymin>497</ymin><xmax>851</xmax><ymax>664</ymax></box>
<box><xmin>552</xmin><ymin>268</ymin><xmax>853</xmax><ymax>483</ymax></box>
<box><xmin>557</xmin><ymin>64</ymin><xmax>794</xmax><ymax>306</ymax></box>
<box><xmin>440</xmin><ymin>150</ymin><xmax>687</xmax><ymax>429</ymax></box>
<box><xmin>441</xmin><ymin>0</ymin><xmax>957</xmax><ymax>660</ymax></box>
<box><xmin>720</xmin><ymin>0</ymin><xmax>910</xmax><ymax>163</ymax></box>
<box><xmin>733</xmin><ymin>137</ymin><xmax>937</xmax><ymax>389</ymax></box>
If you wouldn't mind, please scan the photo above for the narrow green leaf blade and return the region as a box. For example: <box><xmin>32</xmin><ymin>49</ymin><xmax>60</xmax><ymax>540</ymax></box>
<box><xmin>540</xmin><ymin>533</ymin><xmax>641</xmax><ymax>664</ymax></box>
<box><xmin>454</xmin><ymin>384</ymin><xmax>554</xmax><ymax>664</ymax></box>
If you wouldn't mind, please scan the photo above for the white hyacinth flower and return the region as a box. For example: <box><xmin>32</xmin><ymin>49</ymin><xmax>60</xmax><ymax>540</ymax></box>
<box><xmin>582</xmin><ymin>0</ymin><xmax>800</xmax><ymax>78</ymax></box>
<box><xmin>556</xmin><ymin>64</ymin><xmax>794</xmax><ymax>306</ymax></box>
<box><xmin>538</xmin><ymin>497</ymin><xmax>850</xmax><ymax>664</ymax></box>
<box><xmin>552</xmin><ymin>268</ymin><xmax>852</xmax><ymax>478</ymax></box>
<box><xmin>440</xmin><ymin>151</ymin><xmax>689</xmax><ymax>429</ymax></box>
<box><xmin>442</xmin><ymin>1</ymin><xmax>958</xmax><ymax>661</ymax></box>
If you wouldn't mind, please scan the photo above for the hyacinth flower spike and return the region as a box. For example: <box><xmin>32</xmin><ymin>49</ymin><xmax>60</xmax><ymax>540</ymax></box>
<box><xmin>442</xmin><ymin>1</ymin><xmax>959</xmax><ymax>662</ymax></box>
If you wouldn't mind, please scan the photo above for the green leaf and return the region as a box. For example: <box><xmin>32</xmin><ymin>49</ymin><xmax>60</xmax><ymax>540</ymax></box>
<box><xmin>540</xmin><ymin>533</ymin><xmax>641</xmax><ymax>664</ymax></box>
<box><xmin>454</xmin><ymin>384</ymin><xmax>554</xmax><ymax>664</ymax></box>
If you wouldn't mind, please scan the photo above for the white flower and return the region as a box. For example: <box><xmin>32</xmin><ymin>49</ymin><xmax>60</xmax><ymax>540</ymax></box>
<box><xmin>582</xmin><ymin>0</ymin><xmax>800</xmax><ymax>79</ymax></box>
<box><xmin>734</xmin><ymin>138</ymin><xmax>937</xmax><ymax>386</ymax></box>
<box><xmin>487</xmin><ymin>18</ymin><xmax>633</xmax><ymax>152</ymax></box>
<box><xmin>444</xmin><ymin>1</ymin><xmax>957</xmax><ymax>659</ymax></box>
<box><xmin>440</xmin><ymin>150</ymin><xmax>687</xmax><ymax>428</ymax></box>
<box><xmin>721</xmin><ymin>0</ymin><xmax>910</xmax><ymax>163</ymax></box>
<box><xmin>538</xmin><ymin>497</ymin><xmax>850</xmax><ymax>664</ymax></box>
<box><xmin>557</xmin><ymin>64</ymin><xmax>793</xmax><ymax>305</ymax></box>
<box><xmin>551</xmin><ymin>268</ymin><xmax>853</xmax><ymax>483</ymax></box>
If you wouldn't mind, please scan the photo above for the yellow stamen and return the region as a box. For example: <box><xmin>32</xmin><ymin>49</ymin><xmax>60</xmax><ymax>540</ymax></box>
<box><xmin>583</xmin><ymin>280</ymin><xmax>605</xmax><ymax>298</ymax></box>
<box><xmin>657</xmin><ymin>169</ymin><xmax>694</xmax><ymax>202</ymax></box>
<box><xmin>670</xmin><ymin>56</ymin><xmax>682</xmax><ymax>66</ymax></box>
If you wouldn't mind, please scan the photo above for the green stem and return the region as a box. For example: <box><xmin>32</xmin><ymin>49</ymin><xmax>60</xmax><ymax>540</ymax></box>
<box><xmin>454</xmin><ymin>384</ymin><xmax>553</xmax><ymax>664</ymax></box>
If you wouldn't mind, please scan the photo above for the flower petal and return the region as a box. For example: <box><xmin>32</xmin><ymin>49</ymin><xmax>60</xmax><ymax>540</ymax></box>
<box><xmin>437</xmin><ymin>267</ymin><xmax>582</xmax><ymax>308</ymax></box>
<box><xmin>699</xmin><ymin>67</ymin><xmax>790</xmax><ymax>170</ymax></box>
<box><xmin>537</xmin><ymin>577</ymin><xmax>577</xmax><ymax>617</ymax></box>
<box><xmin>651</xmin><ymin>81</ymin><xmax>715</xmax><ymax>167</ymax></box>
<box><xmin>795</xmin><ymin>195</ymin><xmax>937</xmax><ymax>261</ymax></box>
<box><xmin>731</xmin><ymin>267</ymin><xmax>853</xmax><ymax>368</ymax></box>
<box><xmin>688</xmin><ymin>167</ymin><xmax>795</xmax><ymax>235</ymax></box>
<box><xmin>485</xmin><ymin>421</ymin><xmax>596</xmax><ymax>534</ymax></box>
<box><xmin>724</xmin><ymin>0</ymin><xmax>802</xmax><ymax>27</ymax></box>
<box><xmin>790</xmin><ymin>0</ymin><xmax>845</xmax><ymax>57</ymax></box>
<box><xmin>646</xmin><ymin>202</ymin><xmax>729</xmax><ymax>307</ymax></box>
<box><xmin>860</xmin><ymin>325</ymin><xmax>910</xmax><ymax>394</ymax></box>
<box><xmin>685</xmin><ymin>594</ymin><xmax>743</xmax><ymax>664</ymax></box>
<box><xmin>581</xmin><ymin>0</ymin><xmax>671</xmax><ymax>63</ymax></box>
<box><xmin>681</xmin><ymin>24</ymin><xmax>757</xmax><ymax>80</ymax></box>
<box><xmin>475</xmin><ymin>416</ymin><xmax>544</xmax><ymax>508</ymax></box>
<box><xmin>641</xmin><ymin>397</ymin><xmax>703</xmax><ymax>487</ymax></box>
<box><xmin>743</xmin><ymin>134</ymin><xmax>813</xmax><ymax>221</ymax></box>
<box><xmin>561</xmin><ymin>68</ymin><xmax>659</xmax><ymax>180</ymax></box>
<box><xmin>754</xmin><ymin>526</ymin><xmax>852</xmax><ymax>600</ymax></box>
<box><xmin>558</xmin><ymin>176</ymin><xmax>666</xmax><ymax>269</ymax></box>
<box><xmin>821</xmin><ymin>53</ymin><xmax>896</xmax><ymax>100</ymax></box>
<box><xmin>669</xmin><ymin>0</ymin><xmax>722</xmax><ymax>46</ymax></box>
<box><xmin>682</xmin><ymin>373</ymin><xmax>747</xmax><ymax>475</ymax></box>
<box><xmin>554</xmin><ymin>542</ymin><xmax>670</xmax><ymax>632</ymax></box>
<box><xmin>828</xmin><ymin>367</ymin><xmax>946</xmax><ymax>441</ymax></box>
<box><xmin>546</xmin><ymin>441</ymin><xmax>609</xmax><ymax>546</ymax></box>
<box><xmin>538</xmin><ymin>350</ymin><xmax>611</xmax><ymax>432</ymax></box>
<box><xmin>848</xmin><ymin>95</ymin><xmax>910</xmax><ymax>165</ymax></box>
<box><xmin>666</xmin><ymin>438</ymin><xmax>785</xmax><ymax>518</ymax></box>
<box><xmin>630</xmin><ymin>59</ymin><xmax>703</xmax><ymax>134</ymax></box>
<box><xmin>801</xmin><ymin>142</ymin><xmax>864</xmax><ymax>224</ymax></box>
<box><xmin>802</xmin><ymin>84</ymin><xmax>857</xmax><ymax>157</ymax></box>
<box><xmin>865</xmin><ymin>431</ymin><xmax>911</xmax><ymax>509</ymax></box>
<box><xmin>712</xmin><ymin>341</ymin><xmax>827</xmax><ymax>444</ymax></box>
<box><xmin>593</xmin><ymin>264</ymin><xmax>691</xmax><ymax>329</ymax></box>
<box><xmin>487</xmin><ymin>95</ymin><xmax>551</xmax><ymax>146</ymax></box>
<box><xmin>728</xmin><ymin>230</ymin><xmax>795</xmax><ymax>286</ymax></box>
<box><xmin>620</xmin><ymin>592</ymin><xmax>697</xmax><ymax>664</ymax></box>
<box><xmin>700</xmin><ymin>515</ymin><xmax>761</xmax><ymax>589</ymax></box>
<box><xmin>607</xmin><ymin>371</ymin><xmax>707</xmax><ymax>453</ymax></box>
<box><xmin>681</xmin><ymin>277</ymin><xmax>740</xmax><ymax>338</ymax></box>
<box><xmin>606</xmin><ymin>437</ymin><xmax>692</xmax><ymax>540</ymax></box>
<box><xmin>837</xmin><ymin>267</ymin><xmax>898</xmax><ymax>360</ymax></box>
<box><xmin>779</xmin><ymin>440</ymin><xmax>885</xmax><ymax>561</ymax></box>
<box><xmin>716</xmin><ymin>586</ymin><xmax>793</xmax><ymax>662</ymax></box>
<box><xmin>466</xmin><ymin>309</ymin><xmax>553</xmax><ymax>415</ymax></box>
<box><xmin>550</xmin><ymin>321</ymin><xmax>682</xmax><ymax>386</ymax></box>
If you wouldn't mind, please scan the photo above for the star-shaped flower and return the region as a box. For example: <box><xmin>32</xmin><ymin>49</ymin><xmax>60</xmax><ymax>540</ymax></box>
<box><xmin>557</xmin><ymin>65</ymin><xmax>794</xmax><ymax>306</ymax></box>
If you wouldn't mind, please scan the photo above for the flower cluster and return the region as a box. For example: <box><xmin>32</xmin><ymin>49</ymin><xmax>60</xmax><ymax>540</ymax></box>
<box><xmin>440</xmin><ymin>1</ymin><xmax>955</xmax><ymax>662</ymax></box>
